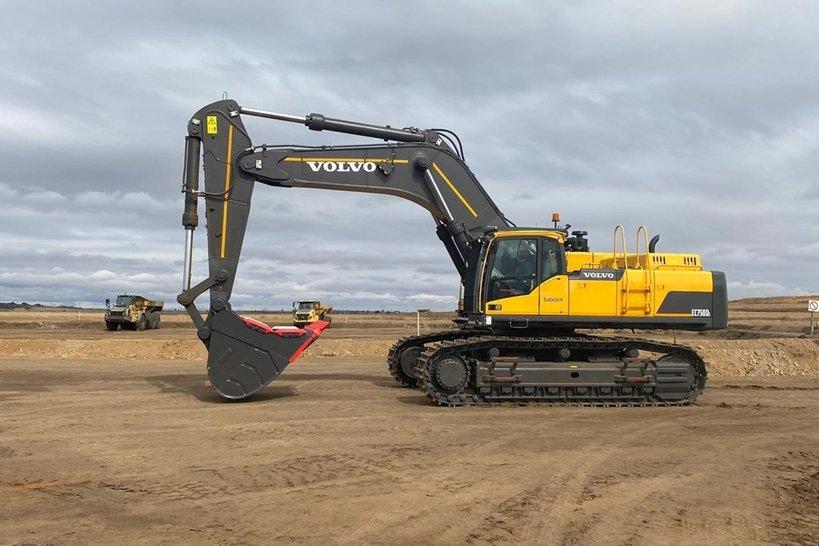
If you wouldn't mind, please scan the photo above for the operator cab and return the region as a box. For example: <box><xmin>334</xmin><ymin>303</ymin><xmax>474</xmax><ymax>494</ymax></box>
<box><xmin>484</xmin><ymin>232</ymin><xmax>566</xmax><ymax>303</ymax></box>
<box><xmin>466</xmin><ymin>229</ymin><xmax>570</xmax><ymax>320</ymax></box>
<box><xmin>116</xmin><ymin>295</ymin><xmax>133</xmax><ymax>306</ymax></box>
<box><xmin>460</xmin><ymin>228</ymin><xmax>570</xmax><ymax>322</ymax></box>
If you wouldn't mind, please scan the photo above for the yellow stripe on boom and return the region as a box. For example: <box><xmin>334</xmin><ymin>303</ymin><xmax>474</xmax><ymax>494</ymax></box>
<box><xmin>281</xmin><ymin>157</ymin><xmax>409</xmax><ymax>164</ymax></box>
<box><xmin>220</xmin><ymin>123</ymin><xmax>235</xmax><ymax>258</ymax></box>
<box><xmin>432</xmin><ymin>162</ymin><xmax>478</xmax><ymax>218</ymax></box>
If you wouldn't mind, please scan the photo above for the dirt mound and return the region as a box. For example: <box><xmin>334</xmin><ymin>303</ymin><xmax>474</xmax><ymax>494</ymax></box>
<box><xmin>0</xmin><ymin>339</ymin><xmax>205</xmax><ymax>360</ymax></box>
<box><xmin>1</xmin><ymin>304</ymin><xmax>817</xmax><ymax>377</ymax></box>
<box><xmin>696</xmin><ymin>339</ymin><xmax>819</xmax><ymax>376</ymax></box>
<box><xmin>2</xmin><ymin>336</ymin><xmax>816</xmax><ymax>378</ymax></box>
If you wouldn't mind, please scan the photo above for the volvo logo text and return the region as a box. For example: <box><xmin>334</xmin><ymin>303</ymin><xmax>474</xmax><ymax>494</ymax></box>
<box><xmin>581</xmin><ymin>271</ymin><xmax>616</xmax><ymax>280</ymax></box>
<box><xmin>307</xmin><ymin>161</ymin><xmax>377</xmax><ymax>173</ymax></box>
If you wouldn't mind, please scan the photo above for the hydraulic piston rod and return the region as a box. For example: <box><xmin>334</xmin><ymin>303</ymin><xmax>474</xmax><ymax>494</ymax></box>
<box><xmin>240</xmin><ymin>107</ymin><xmax>426</xmax><ymax>142</ymax></box>
<box><xmin>181</xmin><ymin>136</ymin><xmax>200</xmax><ymax>291</ymax></box>
<box><xmin>183</xmin><ymin>230</ymin><xmax>194</xmax><ymax>291</ymax></box>
<box><xmin>239</xmin><ymin>107</ymin><xmax>306</xmax><ymax>124</ymax></box>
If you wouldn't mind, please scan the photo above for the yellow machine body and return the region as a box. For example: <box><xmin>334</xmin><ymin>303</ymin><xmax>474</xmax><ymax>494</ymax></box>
<box><xmin>478</xmin><ymin>228</ymin><xmax>724</xmax><ymax>330</ymax></box>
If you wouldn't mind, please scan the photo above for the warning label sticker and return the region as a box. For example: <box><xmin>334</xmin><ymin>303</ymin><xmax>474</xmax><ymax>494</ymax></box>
<box><xmin>206</xmin><ymin>115</ymin><xmax>218</xmax><ymax>135</ymax></box>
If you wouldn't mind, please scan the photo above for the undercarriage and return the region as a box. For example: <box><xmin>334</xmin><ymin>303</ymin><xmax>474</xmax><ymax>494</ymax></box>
<box><xmin>388</xmin><ymin>331</ymin><xmax>706</xmax><ymax>406</ymax></box>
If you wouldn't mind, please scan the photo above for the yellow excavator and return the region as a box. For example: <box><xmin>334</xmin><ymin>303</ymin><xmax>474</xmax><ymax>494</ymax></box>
<box><xmin>176</xmin><ymin>99</ymin><xmax>726</xmax><ymax>405</ymax></box>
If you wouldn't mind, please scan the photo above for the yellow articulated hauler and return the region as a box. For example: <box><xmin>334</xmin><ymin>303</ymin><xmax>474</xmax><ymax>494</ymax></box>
<box><xmin>292</xmin><ymin>300</ymin><xmax>333</xmax><ymax>328</ymax></box>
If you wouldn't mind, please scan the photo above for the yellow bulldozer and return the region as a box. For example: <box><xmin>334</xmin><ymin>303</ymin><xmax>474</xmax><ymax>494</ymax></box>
<box><xmin>292</xmin><ymin>300</ymin><xmax>332</xmax><ymax>328</ymax></box>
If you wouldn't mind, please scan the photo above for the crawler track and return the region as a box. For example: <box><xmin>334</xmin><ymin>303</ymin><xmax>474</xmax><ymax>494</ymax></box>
<box><xmin>386</xmin><ymin>330</ymin><xmax>468</xmax><ymax>387</ymax></box>
<box><xmin>411</xmin><ymin>335</ymin><xmax>707</xmax><ymax>407</ymax></box>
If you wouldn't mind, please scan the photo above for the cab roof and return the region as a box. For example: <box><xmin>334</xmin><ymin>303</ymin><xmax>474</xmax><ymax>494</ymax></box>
<box><xmin>493</xmin><ymin>228</ymin><xmax>566</xmax><ymax>241</ymax></box>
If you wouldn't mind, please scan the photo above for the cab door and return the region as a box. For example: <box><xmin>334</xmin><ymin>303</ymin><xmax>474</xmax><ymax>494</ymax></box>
<box><xmin>484</xmin><ymin>237</ymin><xmax>540</xmax><ymax>315</ymax></box>
<box><xmin>538</xmin><ymin>237</ymin><xmax>569</xmax><ymax>316</ymax></box>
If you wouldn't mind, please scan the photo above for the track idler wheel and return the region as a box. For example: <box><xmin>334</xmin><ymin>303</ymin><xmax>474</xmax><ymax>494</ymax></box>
<box><xmin>429</xmin><ymin>354</ymin><xmax>469</xmax><ymax>395</ymax></box>
<box><xmin>388</xmin><ymin>346</ymin><xmax>422</xmax><ymax>387</ymax></box>
<box><xmin>653</xmin><ymin>355</ymin><xmax>699</xmax><ymax>403</ymax></box>
<box><xmin>398</xmin><ymin>346</ymin><xmax>423</xmax><ymax>386</ymax></box>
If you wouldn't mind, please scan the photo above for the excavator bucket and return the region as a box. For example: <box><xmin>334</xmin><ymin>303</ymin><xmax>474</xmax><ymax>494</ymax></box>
<box><xmin>205</xmin><ymin>309</ymin><xmax>329</xmax><ymax>398</ymax></box>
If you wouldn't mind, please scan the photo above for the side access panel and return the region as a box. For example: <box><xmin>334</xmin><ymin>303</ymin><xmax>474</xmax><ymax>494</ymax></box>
<box><xmin>568</xmin><ymin>269</ymin><xmax>621</xmax><ymax>316</ymax></box>
<box><xmin>653</xmin><ymin>270</ymin><xmax>713</xmax><ymax>319</ymax></box>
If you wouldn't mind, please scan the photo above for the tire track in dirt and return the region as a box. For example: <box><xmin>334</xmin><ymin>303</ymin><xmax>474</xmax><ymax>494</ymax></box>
<box><xmin>460</xmin><ymin>420</ymin><xmax>663</xmax><ymax>545</ymax></box>
<box><xmin>548</xmin><ymin>418</ymin><xmax>815</xmax><ymax>544</ymax></box>
<box><xmin>766</xmin><ymin>450</ymin><xmax>819</xmax><ymax>544</ymax></box>
<box><xmin>334</xmin><ymin>416</ymin><xmax>589</xmax><ymax>544</ymax></box>
<box><xmin>1</xmin><ymin>357</ymin><xmax>817</xmax><ymax>544</ymax></box>
<box><xmin>83</xmin><ymin>447</ymin><xmax>434</xmax><ymax>505</ymax></box>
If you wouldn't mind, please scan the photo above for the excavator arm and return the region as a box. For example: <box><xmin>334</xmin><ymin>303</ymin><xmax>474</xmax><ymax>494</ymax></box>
<box><xmin>177</xmin><ymin>99</ymin><xmax>510</xmax><ymax>399</ymax></box>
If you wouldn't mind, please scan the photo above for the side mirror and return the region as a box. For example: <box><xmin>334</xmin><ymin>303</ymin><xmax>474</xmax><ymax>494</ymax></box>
<box><xmin>105</xmin><ymin>298</ymin><xmax>110</xmax><ymax>309</ymax></box>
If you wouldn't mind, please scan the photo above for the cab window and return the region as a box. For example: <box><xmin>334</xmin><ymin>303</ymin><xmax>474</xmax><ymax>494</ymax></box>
<box><xmin>487</xmin><ymin>238</ymin><xmax>538</xmax><ymax>300</ymax></box>
<box><xmin>541</xmin><ymin>237</ymin><xmax>565</xmax><ymax>281</ymax></box>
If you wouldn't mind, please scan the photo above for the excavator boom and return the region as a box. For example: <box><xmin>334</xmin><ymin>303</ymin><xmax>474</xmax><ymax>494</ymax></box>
<box><xmin>177</xmin><ymin>99</ymin><xmax>511</xmax><ymax>398</ymax></box>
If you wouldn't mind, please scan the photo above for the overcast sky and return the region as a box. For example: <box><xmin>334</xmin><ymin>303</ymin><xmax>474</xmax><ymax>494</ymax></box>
<box><xmin>1</xmin><ymin>1</ymin><xmax>817</xmax><ymax>310</ymax></box>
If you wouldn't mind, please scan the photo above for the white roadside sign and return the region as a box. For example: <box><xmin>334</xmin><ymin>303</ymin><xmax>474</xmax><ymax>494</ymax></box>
<box><xmin>809</xmin><ymin>300</ymin><xmax>819</xmax><ymax>313</ymax></box>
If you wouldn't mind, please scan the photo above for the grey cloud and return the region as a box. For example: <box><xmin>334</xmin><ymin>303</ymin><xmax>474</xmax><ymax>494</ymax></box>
<box><xmin>1</xmin><ymin>1</ymin><xmax>817</xmax><ymax>308</ymax></box>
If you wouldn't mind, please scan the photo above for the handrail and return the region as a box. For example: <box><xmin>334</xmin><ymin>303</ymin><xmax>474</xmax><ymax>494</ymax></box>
<box><xmin>635</xmin><ymin>225</ymin><xmax>652</xmax><ymax>314</ymax></box>
<box><xmin>613</xmin><ymin>225</ymin><xmax>628</xmax><ymax>314</ymax></box>
<box><xmin>613</xmin><ymin>225</ymin><xmax>628</xmax><ymax>270</ymax></box>
<box><xmin>636</xmin><ymin>225</ymin><xmax>650</xmax><ymax>270</ymax></box>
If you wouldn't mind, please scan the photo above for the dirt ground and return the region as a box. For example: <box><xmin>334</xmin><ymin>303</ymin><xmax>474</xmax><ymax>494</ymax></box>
<box><xmin>0</xmin><ymin>299</ymin><xmax>817</xmax><ymax>544</ymax></box>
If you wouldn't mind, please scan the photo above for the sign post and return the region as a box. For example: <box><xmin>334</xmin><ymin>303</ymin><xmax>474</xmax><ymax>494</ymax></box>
<box><xmin>416</xmin><ymin>308</ymin><xmax>430</xmax><ymax>335</ymax></box>
<box><xmin>809</xmin><ymin>300</ymin><xmax>818</xmax><ymax>336</ymax></box>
